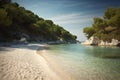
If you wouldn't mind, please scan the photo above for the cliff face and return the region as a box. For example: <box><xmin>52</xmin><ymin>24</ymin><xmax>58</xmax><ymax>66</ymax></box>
<box><xmin>81</xmin><ymin>37</ymin><xmax>100</xmax><ymax>45</ymax></box>
<box><xmin>99</xmin><ymin>39</ymin><xmax>119</xmax><ymax>46</ymax></box>
<box><xmin>82</xmin><ymin>36</ymin><xmax>120</xmax><ymax>46</ymax></box>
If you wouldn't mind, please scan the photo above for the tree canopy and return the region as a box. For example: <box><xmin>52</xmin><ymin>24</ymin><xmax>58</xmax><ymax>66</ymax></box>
<box><xmin>0</xmin><ymin>1</ymin><xmax>77</xmax><ymax>42</ymax></box>
<box><xmin>83</xmin><ymin>7</ymin><xmax>120</xmax><ymax>41</ymax></box>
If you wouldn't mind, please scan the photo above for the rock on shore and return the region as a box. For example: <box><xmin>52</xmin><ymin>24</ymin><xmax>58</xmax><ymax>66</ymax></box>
<box><xmin>81</xmin><ymin>36</ymin><xmax>120</xmax><ymax>46</ymax></box>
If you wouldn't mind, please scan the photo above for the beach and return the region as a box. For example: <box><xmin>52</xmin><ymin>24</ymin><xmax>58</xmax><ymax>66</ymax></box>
<box><xmin>0</xmin><ymin>43</ymin><xmax>66</xmax><ymax>80</ymax></box>
<box><xmin>37</xmin><ymin>48</ymin><xmax>73</xmax><ymax>80</ymax></box>
<box><xmin>37</xmin><ymin>44</ymin><xmax>120</xmax><ymax>80</ymax></box>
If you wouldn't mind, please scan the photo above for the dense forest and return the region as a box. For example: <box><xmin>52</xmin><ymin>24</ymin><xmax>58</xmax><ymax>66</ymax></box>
<box><xmin>0</xmin><ymin>0</ymin><xmax>77</xmax><ymax>43</ymax></box>
<box><xmin>83</xmin><ymin>7</ymin><xmax>120</xmax><ymax>42</ymax></box>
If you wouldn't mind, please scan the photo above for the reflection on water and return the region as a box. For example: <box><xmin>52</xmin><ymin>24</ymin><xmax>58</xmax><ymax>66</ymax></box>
<box><xmin>42</xmin><ymin>44</ymin><xmax>120</xmax><ymax>80</ymax></box>
<box><xmin>85</xmin><ymin>46</ymin><xmax>120</xmax><ymax>59</ymax></box>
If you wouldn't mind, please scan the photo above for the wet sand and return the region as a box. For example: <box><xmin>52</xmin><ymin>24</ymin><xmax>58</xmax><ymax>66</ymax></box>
<box><xmin>37</xmin><ymin>49</ymin><xmax>73</xmax><ymax>80</ymax></box>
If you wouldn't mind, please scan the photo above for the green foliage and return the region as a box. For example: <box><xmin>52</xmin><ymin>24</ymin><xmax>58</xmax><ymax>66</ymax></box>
<box><xmin>0</xmin><ymin>2</ymin><xmax>77</xmax><ymax>42</ymax></box>
<box><xmin>83</xmin><ymin>27</ymin><xmax>95</xmax><ymax>39</ymax></box>
<box><xmin>104</xmin><ymin>7</ymin><xmax>116</xmax><ymax>19</ymax></box>
<box><xmin>45</xmin><ymin>20</ymin><xmax>53</xmax><ymax>25</ymax></box>
<box><xmin>93</xmin><ymin>17</ymin><xmax>108</xmax><ymax>33</ymax></box>
<box><xmin>83</xmin><ymin>7</ymin><xmax>120</xmax><ymax>41</ymax></box>
<box><xmin>105</xmin><ymin>26</ymin><xmax>116</xmax><ymax>32</ymax></box>
<box><xmin>0</xmin><ymin>9</ymin><xmax>12</xmax><ymax>27</ymax></box>
<box><xmin>108</xmin><ymin>14</ymin><xmax>120</xmax><ymax>27</ymax></box>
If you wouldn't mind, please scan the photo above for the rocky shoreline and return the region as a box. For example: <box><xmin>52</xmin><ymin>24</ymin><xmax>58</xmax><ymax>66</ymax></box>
<box><xmin>81</xmin><ymin>36</ymin><xmax>120</xmax><ymax>46</ymax></box>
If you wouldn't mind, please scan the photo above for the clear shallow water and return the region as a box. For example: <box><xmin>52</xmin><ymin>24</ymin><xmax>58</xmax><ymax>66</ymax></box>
<box><xmin>44</xmin><ymin>44</ymin><xmax>120</xmax><ymax>80</ymax></box>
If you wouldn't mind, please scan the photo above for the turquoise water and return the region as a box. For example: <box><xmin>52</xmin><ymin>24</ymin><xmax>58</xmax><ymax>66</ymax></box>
<box><xmin>45</xmin><ymin>44</ymin><xmax>120</xmax><ymax>80</ymax></box>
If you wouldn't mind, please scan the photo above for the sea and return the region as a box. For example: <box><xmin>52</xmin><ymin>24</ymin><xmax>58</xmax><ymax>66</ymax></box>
<box><xmin>39</xmin><ymin>43</ymin><xmax>120</xmax><ymax>80</ymax></box>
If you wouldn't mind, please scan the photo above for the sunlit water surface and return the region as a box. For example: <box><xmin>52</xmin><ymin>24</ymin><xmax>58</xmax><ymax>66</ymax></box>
<box><xmin>40</xmin><ymin>44</ymin><xmax>120</xmax><ymax>80</ymax></box>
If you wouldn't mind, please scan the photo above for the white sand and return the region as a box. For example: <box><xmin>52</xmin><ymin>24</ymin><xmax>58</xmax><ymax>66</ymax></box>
<box><xmin>0</xmin><ymin>44</ymin><xmax>62</xmax><ymax>80</ymax></box>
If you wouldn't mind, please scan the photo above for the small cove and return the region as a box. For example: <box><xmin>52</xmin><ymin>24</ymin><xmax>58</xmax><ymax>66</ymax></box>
<box><xmin>38</xmin><ymin>44</ymin><xmax>120</xmax><ymax>80</ymax></box>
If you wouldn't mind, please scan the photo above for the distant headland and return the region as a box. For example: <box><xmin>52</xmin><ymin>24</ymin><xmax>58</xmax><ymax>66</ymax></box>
<box><xmin>82</xmin><ymin>7</ymin><xmax>120</xmax><ymax>46</ymax></box>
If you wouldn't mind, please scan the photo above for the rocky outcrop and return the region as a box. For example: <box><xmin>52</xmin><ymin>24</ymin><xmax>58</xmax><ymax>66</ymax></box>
<box><xmin>99</xmin><ymin>39</ymin><xmax>119</xmax><ymax>46</ymax></box>
<box><xmin>81</xmin><ymin>37</ymin><xmax>100</xmax><ymax>45</ymax></box>
<box><xmin>82</xmin><ymin>36</ymin><xmax>120</xmax><ymax>46</ymax></box>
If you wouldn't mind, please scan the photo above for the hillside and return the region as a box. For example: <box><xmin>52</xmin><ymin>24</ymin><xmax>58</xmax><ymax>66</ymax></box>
<box><xmin>0</xmin><ymin>0</ymin><xmax>77</xmax><ymax>43</ymax></box>
<box><xmin>83</xmin><ymin>7</ymin><xmax>120</xmax><ymax>42</ymax></box>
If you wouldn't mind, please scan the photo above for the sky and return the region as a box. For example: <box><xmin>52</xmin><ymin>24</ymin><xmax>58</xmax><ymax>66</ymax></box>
<box><xmin>12</xmin><ymin>0</ymin><xmax>120</xmax><ymax>41</ymax></box>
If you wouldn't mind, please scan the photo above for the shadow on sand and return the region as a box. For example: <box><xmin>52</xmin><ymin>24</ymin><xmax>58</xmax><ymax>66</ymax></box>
<box><xmin>0</xmin><ymin>43</ymin><xmax>49</xmax><ymax>53</ymax></box>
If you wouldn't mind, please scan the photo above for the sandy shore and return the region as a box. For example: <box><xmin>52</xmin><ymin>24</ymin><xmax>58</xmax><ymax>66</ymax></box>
<box><xmin>37</xmin><ymin>49</ymin><xmax>73</xmax><ymax>80</ymax></box>
<box><xmin>0</xmin><ymin>43</ymin><xmax>62</xmax><ymax>80</ymax></box>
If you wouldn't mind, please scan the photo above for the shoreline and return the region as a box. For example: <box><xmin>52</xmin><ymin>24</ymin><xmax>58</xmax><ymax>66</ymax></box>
<box><xmin>81</xmin><ymin>37</ymin><xmax>120</xmax><ymax>47</ymax></box>
<box><xmin>0</xmin><ymin>43</ymin><xmax>64</xmax><ymax>80</ymax></box>
<box><xmin>37</xmin><ymin>49</ymin><xmax>73</xmax><ymax>80</ymax></box>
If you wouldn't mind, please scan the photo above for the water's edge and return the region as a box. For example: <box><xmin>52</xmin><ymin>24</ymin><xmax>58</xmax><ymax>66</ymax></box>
<box><xmin>37</xmin><ymin>48</ymin><xmax>74</xmax><ymax>80</ymax></box>
<box><xmin>37</xmin><ymin>44</ymin><xmax>120</xmax><ymax>80</ymax></box>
